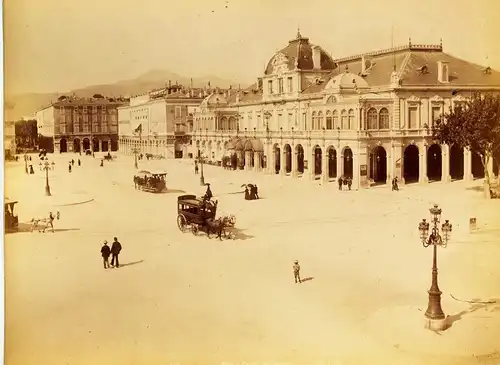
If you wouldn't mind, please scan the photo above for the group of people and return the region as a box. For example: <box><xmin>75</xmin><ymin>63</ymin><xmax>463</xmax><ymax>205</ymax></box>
<box><xmin>68</xmin><ymin>159</ymin><xmax>81</xmax><ymax>172</ymax></box>
<box><xmin>338</xmin><ymin>176</ymin><xmax>353</xmax><ymax>191</ymax></box>
<box><xmin>100</xmin><ymin>237</ymin><xmax>122</xmax><ymax>269</ymax></box>
<box><xmin>244</xmin><ymin>184</ymin><xmax>259</xmax><ymax>200</ymax></box>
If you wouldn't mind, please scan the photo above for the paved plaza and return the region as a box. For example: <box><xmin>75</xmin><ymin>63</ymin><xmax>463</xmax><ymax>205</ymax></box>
<box><xmin>4</xmin><ymin>152</ymin><xmax>500</xmax><ymax>365</ymax></box>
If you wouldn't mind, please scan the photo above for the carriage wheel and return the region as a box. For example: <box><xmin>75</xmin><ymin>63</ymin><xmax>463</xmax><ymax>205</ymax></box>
<box><xmin>191</xmin><ymin>224</ymin><xmax>199</xmax><ymax>236</ymax></box>
<box><xmin>177</xmin><ymin>214</ymin><xmax>187</xmax><ymax>232</ymax></box>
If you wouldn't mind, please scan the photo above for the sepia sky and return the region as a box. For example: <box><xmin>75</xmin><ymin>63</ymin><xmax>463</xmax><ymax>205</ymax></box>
<box><xmin>4</xmin><ymin>0</ymin><xmax>500</xmax><ymax>96</ymax></box>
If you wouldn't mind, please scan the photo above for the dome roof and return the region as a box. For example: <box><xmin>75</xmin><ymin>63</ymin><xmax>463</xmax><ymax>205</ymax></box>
<box><xmin>325</xmin><ymin>70</ymin><xmax>370</xmax><ymax>90</ymax></box>
<box><xmin>200</xmin><ymin>93</ymin><xmax>228</xmax><ymax>108</ymax></box>
<box><xmin>265</xmin><ymin>31</ymin><xmax>336</xmax><ymax>75</ymax></box>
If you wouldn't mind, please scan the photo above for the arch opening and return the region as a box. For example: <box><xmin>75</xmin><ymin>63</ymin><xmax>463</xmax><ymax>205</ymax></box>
<box><xmin>427</xmin><ymin>144</ymin><xmax>442</xmax><ymax>181</ymax></box>
<box><xmin>327</xmin><ymin>147</ymin><xmax>337</xmax><ymax>178</ymax></box>
<box><xmin>403</xmin><ymin>145</ymin><xmax>419</xmax><ymax>183</ymax></box>
<box><xmin>449</xmin><ymin>145</ymin><xmax>464</xmax><ymax>180</ymax></box>
<box><xmin>370</xmin><ymin>146</ymin><xmax>387</xmax><ymax>184</ymax></box>
<box><xmin>59</xmin><ymin>138</ymin><xmax>68</xmax><ymax>153</ymax></box>
<box><xmin>343</xmin><ymin>148</ymin><xmax>353</xmax><ymax>178</ymax></box>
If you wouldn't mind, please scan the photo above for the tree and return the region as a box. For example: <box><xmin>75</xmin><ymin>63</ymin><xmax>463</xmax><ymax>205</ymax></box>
<box><xmin>432</xmin><ymin>92</ymin><xmax>500</xmax><ymax>197</ymax></box>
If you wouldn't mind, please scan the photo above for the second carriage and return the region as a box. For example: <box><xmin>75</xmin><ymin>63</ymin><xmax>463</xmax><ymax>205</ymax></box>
<box><xmin>134</xmin><ymin>170</ymin><xmax>167</xmax><ymax>193</ymax></box>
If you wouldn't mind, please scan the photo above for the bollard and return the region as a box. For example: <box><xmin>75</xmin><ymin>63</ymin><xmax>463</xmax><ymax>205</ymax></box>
<box><xmin>469</xmin><ymin>218</ymin><xmax>477</xmax><ymax>232</ymax></box>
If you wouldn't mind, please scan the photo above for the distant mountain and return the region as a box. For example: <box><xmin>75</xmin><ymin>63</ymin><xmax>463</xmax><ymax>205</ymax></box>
<box><xmin>4</xmin><ymin>70</ymin><xmax>244</xmax><ymax>121</ymax></box>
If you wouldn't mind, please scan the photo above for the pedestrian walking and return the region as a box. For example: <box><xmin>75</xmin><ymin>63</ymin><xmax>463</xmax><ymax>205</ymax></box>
<box><xmin>110</xmin><ymin>237</ymin><xmax>122</xmax><ymax>268</ymax></box>
<box><xmin>71</xmin><ymin>159</ymin><xmax>75</xmax><ymax>166</ymax></box>
<box><xmin>347</xmin><ymin>177</ymin><xmax>352</xmax><ymax>190</ymax></box>
<box><xmin>101</xmin><ymin>240</ymin><xmax>111</xmax><ymax>269</ymax></box>
<box><xmin>293</xmin><ymin>260</ymin><xmax>301</xmax><ymax>284</ymax></box>
<box><xmin>78</xmin><ymin>159</ymin><xmax>81</xmax><ymax>166</ymax></box>
<box><xmin>195</xmin><ymin>162</ymin><xmax>199</xmax><ymax>175</ymax></box>
<box><xmin>68</xmin><ymin>163</ymin><xmax>72</xmax><ymax>173</ymax></box>
<box><xmin>392</xmin><ymin>177</ymin><xmax>399</xmax><ymax>191</ymax></box>
<box><xmin>338</xmin><ymin>176</ymin><xmax>343</xmax><ymax>191</ymax></box>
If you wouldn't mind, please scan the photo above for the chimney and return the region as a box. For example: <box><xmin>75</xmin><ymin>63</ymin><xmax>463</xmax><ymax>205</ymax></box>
<box><xmin>437</xmin><ymin>61</ymin><xmax>449</xmax><ymax>83</ymax></box>
<box><xmin>312</xmin><ymin>46</ymin><xmax>321</xmax><ymax>70</ymax></box>
<box><xmin>208</xmin><ymin>80</ymin><xmax>211</xmax><ymax>88</ymax></box>
<box><xmin>190</xmin><ymin>78</ymin><xmax>193</xmax><ymax>88</ymax></box>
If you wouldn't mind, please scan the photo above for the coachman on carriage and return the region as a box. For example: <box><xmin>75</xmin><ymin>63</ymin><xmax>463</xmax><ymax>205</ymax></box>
<box><xmin>176</xmin><ymin>194</ymin><xmax>236</xmax><ymax>240</ymax></box>
<box><xmin>133</xmin><ymin>170</ymin><xmax>167</xmax><ymax>193</ymax></box>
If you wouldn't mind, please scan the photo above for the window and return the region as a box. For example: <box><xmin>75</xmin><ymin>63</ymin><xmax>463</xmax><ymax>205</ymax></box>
<box><xmin>379</xmin><ymin>108</ymin><xmax>390</xmax><ymax>129</ymax></box>
<box><xmin>268</xmin><ymin>80</ymin><xmax>273</xmax><ymax>94</ymax></box>
<box><xmin>102</xmin><ymin>106</ymin><xmax>107</xmax><ymax>114</ymax></box>
<box><xmin>332</xmin><ymin>110</ymin><xmax>338</xmax><ymax>129</ymax></box>
<box><xmin>287</xmin><ymin>77</ymin><xmax>293</xmax><ymax>93</ymax></box>
<box><xmin>431</xmin><ymin>106</ymin><xmax>441</xmax><ymax>126</ymax></box>
<box><xmin>348</xmin><ymin>109</ymin><xmax>355</xmax><ymax>130</ymax></box>
<box><xmin>326</xmin><ymin>111</ymin><xmax>333</xmax><ymax>129</ymax></box>
<box><xmin>249</xmin><ymin>114</ymin><xmax>253</xmax><ymax>129</ymax></box>
<box><xmin>317</xmin><ymin>111</ymin><xmax>323</xmax><ymax>129</ymax></box>
<box><xmin>302</xmin><ymin>113</ymin><xmax>307</xmax><ymax>129</ymax></box>
<box><xmin>278</xmin><ymin>78</ymin><xmax>284</xmax><ymax>94</ymax></box>
<box><xmin>311</xmin><ymin>111</ymin><xmax>316</xmax><ymax>130</ymax></box>
<box><xmin>288</xmin><ymin>113</ymin><xmax>293</xmax><ymax>128</ymax></box>
<box><xmin>408</xmin><ymin>107</ymin><xmax>418</xmax><ymax>129</ymax></box>
<box><xmin>341</xmin><ymin>110</ymin><xmax>348</xmax><ymax>130</ymax></box>
<box><xmin>175</xmin><ymin>106</ymin><xmax>181</xmax><ymax>118</ymax></box>
<box><xmin>367</xmin><ymin>108</ymin><xmax>378</xmax><ymax>130</ymax></box>
<box><xmin>83</xmin><ymin>106</ymin><xmax>87</xmax><ymax>114</ymax></box>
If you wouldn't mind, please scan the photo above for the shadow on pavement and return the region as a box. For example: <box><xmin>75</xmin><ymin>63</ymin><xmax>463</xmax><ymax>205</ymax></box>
<box><xmin>301</xmin><ymin>276</ymin><xmax>315</xmax><ymax>283</ymax></box>
<box><xmin>119</xmin><ymin>260</ymin><xmax>145</xmax><ymax>268</ymax></box>
<box><xmin>8</xmin><ymin>223</ymin><xmax>80</xmax><ymax>234</ymax></box>
<box><xmin>446</xmin><ymin>296</ymin><xmax>500</xmax><ymax>329</ymax></box>
<box><xmin>166</xmin><ymin>189</ymin><xmax>186</xmax><ymax>194</ymax></box>
<box><xmin>229</xmin><ymin>228</ymin><xmax>254</xmax><ymax>240</ymax></box>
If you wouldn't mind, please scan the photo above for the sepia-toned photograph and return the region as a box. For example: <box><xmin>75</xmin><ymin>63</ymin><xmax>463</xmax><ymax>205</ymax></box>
<box><xmin>3</xmin><ymin>0</ymin><xmax>500</xmax><ymax>364</ymax></box>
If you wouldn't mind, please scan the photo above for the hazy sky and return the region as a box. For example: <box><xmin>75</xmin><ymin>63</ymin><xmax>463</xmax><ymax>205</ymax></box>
<box><xmin>4</xmin><ymin>0</ymin><xmax>500</xmax><ymax>96</ymax></box>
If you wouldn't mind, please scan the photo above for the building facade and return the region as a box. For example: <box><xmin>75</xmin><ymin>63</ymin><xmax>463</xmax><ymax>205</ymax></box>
<box><xmin>193</xmin><ymin>31</ymin><xmax>500</xmax><ymax>190</ymax></box>
<box><xmin>4</xmin><ymin>120</ymin><xmax>16</xmax><ymax>157</ymax></box>
<box><xmin>35</xmin><ymin>95</ymin><xmax>128</xmax><ymax>153</ymax></box>
<box><xmin>118</xmin><ymin>82</ymin><xmax>226</xmax><ymax>158</ymax></box>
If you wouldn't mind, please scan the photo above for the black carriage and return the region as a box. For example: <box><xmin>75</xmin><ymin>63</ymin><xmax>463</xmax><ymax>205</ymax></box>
<box><xmin>176</xmin><ymin>195</ymin><xmax>235</xmax><ymax>239</ymax></box>
<box><xmin>134</xmin><ymin>170</ymin><xmax>167</xmax><ymax>193</ymax></box>
<box><xmin>5</xmin><ymin>199</ymin><xmax>19</xmax><ymax>232</ymax></box>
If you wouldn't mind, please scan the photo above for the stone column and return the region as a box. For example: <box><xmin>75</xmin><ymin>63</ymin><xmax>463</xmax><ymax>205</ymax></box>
<box><xmin>280</xmin><ymin>149</ymin><xmax>286</xmax><ymax>176</ymax></box>
<box><xmin>386</xmin><ymin>146</ymin><xmax>393</xmax><ymax>185</ymax></box>
<box><xmin>352</xmin><ymin>150</ymin><xmax>362</xmax><ymax>190</ymax></box>
<box><xmin>309</xmin><ymin>150</ymin><xmax>316</xmax><ymax>180</ymax></box>
<box><xmin>245</xmin><ymin>150</ymin><xmax>252</xmax><ymax>171</ymax></box>
<box><xmin>291</xmin><ymin>150</ymin><xmax>298</xmax><ymax>178</ymax></box>
<box><xmin>237</xmin><ymin>150</ymin><xmax>244</xmax><ymax>170</ymax></box>
<box><xmin>419</xmin><ymin>144</ymin><xmax>428</xmax><ymax>183</ymax></box>
<box><xmin>441</xmin><ymin>144</ymin><xmax>450</xmax><ymax>183</ymax></box>
<box><xmin>98</xmin><ymin>140</ymin><xmax>103</xmax><ymax>152</ymax></box>
<box><xmin>254</xmin><ymin>152</ymin><xmax>262</xmax><ymax>172</ymax></box>
<box><xmin>337</xmin><ymin>150</ymin><xmax>343</xmax><ymax>179</ymax></box>
<box><xmin>322</xmin><ymin>151</ymin><xmax>328</xmax><ymax>183</ymax></box>
<box><xmin>464</xmin><ymin>148</ymin><xmax>473</xmax><ymax>181</ymax></box>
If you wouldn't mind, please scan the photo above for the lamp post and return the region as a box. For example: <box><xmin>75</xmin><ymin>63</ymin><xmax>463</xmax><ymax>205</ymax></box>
<box><xmin>42</xmin><ymin>160</ymin><xmax>54</xmax><ymax>196</ymax></box>
<box><xmin>131</xmin><ymin>147</ymin><xmax>139</xmax><ymax>169</ymax></box>
<box><xmin>198</xmin><ymin>150</ymin><xmax>205</xmax><ymax>186</ymax></box>
<box><xmin>24</xmin><ymin>155</ymin><xmax>29</xmax><ymax>174</ymax></box>
<box><xmin>418</xmin><ymin>204</ymin><xmax>452</xmax><ymax>331</ymax></box>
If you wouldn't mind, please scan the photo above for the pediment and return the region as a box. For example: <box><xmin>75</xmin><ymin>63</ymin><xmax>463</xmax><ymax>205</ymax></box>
<box><xmin>430</xmin><ymin>95</ymin><xmax>444</xmax><ymax>103</ymax></box>
<box><xmin>407</xmin><ymin>95</ymin><xmax>421</xmax><ymax>103</ymax></box>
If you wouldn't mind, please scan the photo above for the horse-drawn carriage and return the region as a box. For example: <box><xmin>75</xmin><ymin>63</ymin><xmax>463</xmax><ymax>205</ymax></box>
<box><xmin>103</xmin><ymin>152</ymin><xmax>116</xmax><ymax>161</ymax></box>
<box><xmin>134</xmin><ymin>170</ymin><xmax>167</xmax><ymax>193</ymax></box>
<box><xmin>176</xmin><ymin>195</ymin><xmax>236</xmax><ymax>239</ymax></box>
<box><xmin>4</xmin><ymin>199</ymin><xmax>19</xmax><ymax>232</ymax></box>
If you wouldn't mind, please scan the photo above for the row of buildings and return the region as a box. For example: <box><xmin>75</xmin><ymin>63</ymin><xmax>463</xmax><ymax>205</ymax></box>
<box><xmin>35</xmin><ymin>31</ymin><xmax>500</xmax><ymax>189</ymax></box>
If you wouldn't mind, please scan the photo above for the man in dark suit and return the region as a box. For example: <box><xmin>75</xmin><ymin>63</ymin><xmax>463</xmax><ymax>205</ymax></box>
<box><xmin>110</xmin><ymin>237</ymin><xmax>122</xmax><ymax>268</ymax></box>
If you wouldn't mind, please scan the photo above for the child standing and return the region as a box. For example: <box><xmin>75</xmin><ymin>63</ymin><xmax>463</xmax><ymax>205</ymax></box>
<box><xmin>293</xmin><ymin>260</ymin><xmax>301</xmax><ymax>284</ymax></box>
<box><xmin>101</xmin><ymin>240</ymin><xmax>111</xmax><ymax>269</ymax></box>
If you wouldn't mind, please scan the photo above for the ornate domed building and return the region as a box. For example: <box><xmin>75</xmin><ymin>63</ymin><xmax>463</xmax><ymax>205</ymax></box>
<box><xmin>192</xmin><ymin>32</ymin><xmax>500</xmax><ymax>189</ymax></box>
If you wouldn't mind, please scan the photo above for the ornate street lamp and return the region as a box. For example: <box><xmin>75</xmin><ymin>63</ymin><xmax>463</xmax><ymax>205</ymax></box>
<box><xmin>131</xmin><ymin>147</ymin><xmax>140</xmax><ymax>169</ymax></box>
<box><xmin>198</xmin><ymin>150</ymin><xmax>206</xmax><ymax>186</ymax></box>
<box><xmin>42</xmin><ymin>160</ymin><xmax>55</xmax><ymax>196</ymax></box>
<box><xmin>418</xmin><ymin>204</ymin><xmax>452</xmax><ymax>331</ymax></box>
